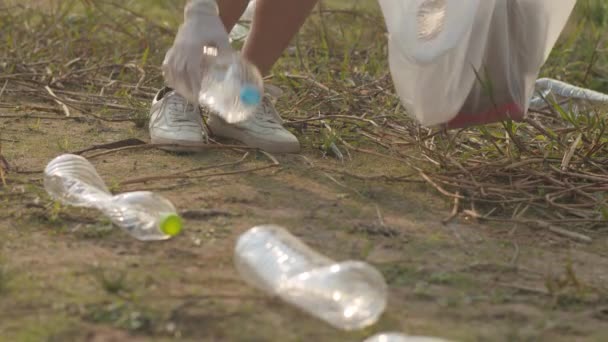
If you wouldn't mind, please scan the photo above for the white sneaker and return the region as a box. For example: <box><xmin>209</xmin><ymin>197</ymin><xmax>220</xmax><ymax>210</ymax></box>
<box><xmin>149</xmin><ymin>88</ymin><xmax>207</xmax><ymax>152</ymax></box>
<box><xmin>207</xmin><ymin>87</ymin><xmax>300</xmax><ymax>154</ymax></box>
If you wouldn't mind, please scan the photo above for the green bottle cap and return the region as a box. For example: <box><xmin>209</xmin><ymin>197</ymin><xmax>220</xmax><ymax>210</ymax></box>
<box><xmin>160</xmin><ymin>213</ymin><xmax>183</xmax><ymax>237</ymax></box>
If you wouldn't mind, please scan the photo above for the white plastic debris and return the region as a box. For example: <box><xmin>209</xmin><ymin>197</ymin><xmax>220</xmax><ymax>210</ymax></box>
<box><xmin>234</xmin><ymin>224</ymin><xmax>387</xmax><ymax>330</ymax></box>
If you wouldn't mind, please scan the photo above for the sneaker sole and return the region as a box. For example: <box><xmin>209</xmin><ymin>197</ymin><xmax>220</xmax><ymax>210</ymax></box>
<box><xmin>209</xmin><ymin>122</ymin><xmax>300</xmax><ymax>154</ymax></box>
<box><xmin>151</xmin><ymin>136</ymin><xmax>206</xmax><ymax>152</ymax></box>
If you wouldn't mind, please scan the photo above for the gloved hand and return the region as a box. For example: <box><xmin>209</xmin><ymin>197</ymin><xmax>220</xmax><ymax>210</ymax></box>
<box><xmin>162</xmin><ymin>0</ymin><xmax>233</xmax><ymax>103</ymax></box>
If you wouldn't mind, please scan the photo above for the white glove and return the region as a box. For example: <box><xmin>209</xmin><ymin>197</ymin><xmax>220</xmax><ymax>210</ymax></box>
<box><xmin>162</xmin><ymin>0</ymin><xmax>233</xmax><ymax>103</ymax></box>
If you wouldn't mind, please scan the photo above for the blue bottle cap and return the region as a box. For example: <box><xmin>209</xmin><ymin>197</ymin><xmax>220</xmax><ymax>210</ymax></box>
<box><xmin>240</xmin><ymin>85</ymin><xmax>262</xmax><ymax>106</ymax></box>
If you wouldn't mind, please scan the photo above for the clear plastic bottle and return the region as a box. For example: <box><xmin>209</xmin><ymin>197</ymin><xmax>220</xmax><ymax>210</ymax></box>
<box><xmin>530</xmin><ymin>78</ymin><xmax>608</xmax><ymax>109</ymax></box>
<box><xmin>363</xmin><ymin>332</ymin><xmax>453</xmax><ymax>342</ymax></box>
<box><xmin>198</xmin><ymin>45</ymin><xmax>264</xmax><ymax>124</ymax></box>
<box><xmin>44</xmin><ymin>154</ymin><xmax>182</xmax><ymax>241</ymax></box>
<box><xmin>234</xmin><ymin>224</ymin><xmax>387</xmax><ymax>331</ymax></box>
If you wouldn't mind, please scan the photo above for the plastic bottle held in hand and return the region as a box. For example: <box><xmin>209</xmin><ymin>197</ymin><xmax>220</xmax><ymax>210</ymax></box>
<box><xmin>198</xmin><ymin>45</ymin><xmax>264</xmax><ymax>123</ymax></box>
<box><xmin>44</xmin><ymin>154</ymin><xmax>182</xmax><ymax>241</ymax></box>
<box><xmin>364</xmin><ymin>332</ymin><xmax>454</xmax><ymax>342</ymax></box>
<box><xmin>234</xmin><ymin>225</ymin><xmax>388</xmax><ymax>330</ymax></box>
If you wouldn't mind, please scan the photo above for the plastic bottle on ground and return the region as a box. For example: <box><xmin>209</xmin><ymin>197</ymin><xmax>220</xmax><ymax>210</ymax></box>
<box><xmin>198</xmin><ymin>45</ymin><xmax>264</xmax><ymax>124</ymax></box>
<box><xmin>234</xmin><ymin>224</ymin><xmax>387</xmax><ymax>331</ymax></box>
<box><xmin>44</xmin><ymin>154</ymin><xmax>182</xmax><ymax>241</ymax></box>
<box><xmin>363</xmin><ymin>332</ymin><xmax>454</xmax><ymax>342</ymax></box>
<box><xmin>529</xmin><ymin>78</ymin><xmax>608</xmax><ymax>110</ymax></box>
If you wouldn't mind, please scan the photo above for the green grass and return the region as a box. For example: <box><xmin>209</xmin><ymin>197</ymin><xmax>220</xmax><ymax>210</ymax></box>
<box><xmin>92</xmin><ymin>267</ymin><xmax>130</xmax><ymax>296</ymax></box>
<box><xmin>0</xmin><ymin>262</ymin><xmax>10</xmax><ymax>295</ymax></box>
<box><xmin>83</xmin><ymin>301</ymin><xmax>157</xmax><ymax>332</ymax></box>
<box><xmin>1</xmin><ymin>1</ymin><xmax>608</xmax><ymax>341</ymax></box>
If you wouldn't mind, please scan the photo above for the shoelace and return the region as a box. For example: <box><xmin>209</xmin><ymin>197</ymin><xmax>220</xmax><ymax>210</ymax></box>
<box><xmin>166</xmin><ymin>94</ymin><xmax>197</xmax><ymax>123</ymax></box>
<box><xmin>253</xmin><ymin>96</ymin><xmax>282</xmax><ymax>124</ymax></box>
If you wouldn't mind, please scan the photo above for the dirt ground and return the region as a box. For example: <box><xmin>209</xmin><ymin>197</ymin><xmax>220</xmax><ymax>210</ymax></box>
<box><xmin>2</xmin><ymin>0</ymin><xmax>608</xmax><ymax>341</ymax></box>
<box><xmin>1</xmin><ymin>111</ymin><xmax>607</xmax><ymax>342</ymax></box>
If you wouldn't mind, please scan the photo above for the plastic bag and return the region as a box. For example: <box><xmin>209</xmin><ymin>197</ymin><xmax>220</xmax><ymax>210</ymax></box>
<box><xmin>378</xmin><ymin>0</ymin><xmax>577</xmax><ymax>128</ymax></box>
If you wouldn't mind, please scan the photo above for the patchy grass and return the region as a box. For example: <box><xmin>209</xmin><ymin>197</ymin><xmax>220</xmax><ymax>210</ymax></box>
<box><xmin>0</xmin><ymin>261</ymin><xmax>11</xmax><ymax>295</ymax></box>
<box><xmin>91</xmin><ymin>267</ymin><xmax>130</xmax><ymax>296</ymax></box>
<box><xmin>1</xmin><ymin>0</ymin><xmax>608</xmax><ymax>341</ymax></box>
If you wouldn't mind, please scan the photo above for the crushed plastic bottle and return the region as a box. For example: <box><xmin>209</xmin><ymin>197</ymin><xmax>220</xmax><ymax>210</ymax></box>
<box><xmin>198</xmin><ymin>45</ymin><xmax>264</xmax><ymax>124</ymax></box>
<box><xmin>44</xmin><ymin>154</ymin><xmax>182</xmax><ymax>241</ymax></box>
<box><xmin>234</xmin><ymin>224</ymin><xmax>387</xmax><ymax>330</ymax></box>
<box><xmin>530</xmin><ymin>78</ymin><xmax>608</xmax><ymax>110</ymax></box>
<box><xmin>363</xmin><ymin>332</ymin><xmax>454</xmax><ymax>342</ymax></box>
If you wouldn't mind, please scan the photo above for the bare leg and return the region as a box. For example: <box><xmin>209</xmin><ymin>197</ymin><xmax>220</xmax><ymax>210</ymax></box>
<box><xmin>242</xmin><ymin>0</ymin><xmax>319</xmax><ymax>75</ymax></box>
<box><xmin>217</xmin><ymin>0</ymin><xmax>250</xmax><ymax>33</ymax></box>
